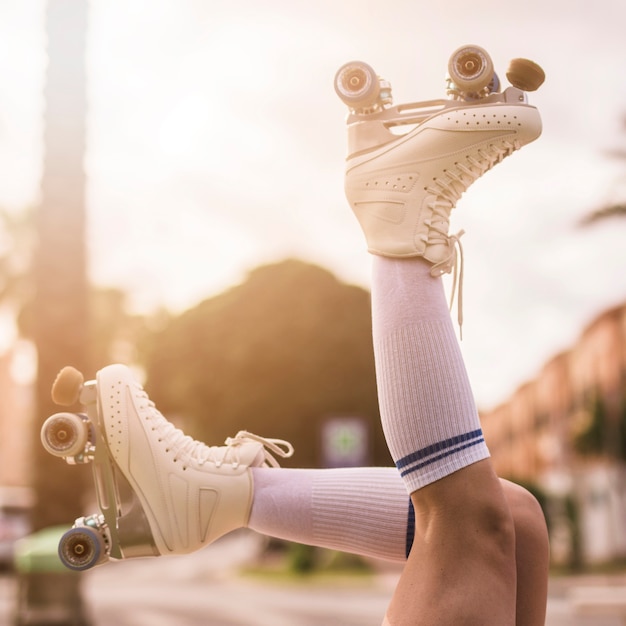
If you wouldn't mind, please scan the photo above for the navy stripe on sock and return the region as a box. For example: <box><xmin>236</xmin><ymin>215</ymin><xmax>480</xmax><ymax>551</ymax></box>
<box><xmin>406</xmin><ymin>499</ymin><xmax>415</xmax><ymax>559</ymax></box>
<box><xmin>398</xmin><ymin>437</ymin><xmax>486</xmax><ymax>479</ymax></box>
<box><xmin>395</xmin><ymin>429</ymin><xmax>485</xmax><ymax>479</ymax></box>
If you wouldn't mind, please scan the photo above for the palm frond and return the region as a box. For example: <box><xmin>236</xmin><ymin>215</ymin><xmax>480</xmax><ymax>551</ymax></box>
<box><xmin>579</xmin><ymin>203</ymin><xmax>626</xmax><ymax>226</ymax></box>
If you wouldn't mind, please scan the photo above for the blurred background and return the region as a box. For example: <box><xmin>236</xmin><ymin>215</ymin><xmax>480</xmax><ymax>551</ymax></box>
<box><xmin>0</xmin><ymin>0</ymin><xmax>625</xmax><ymax>624</ymax></box>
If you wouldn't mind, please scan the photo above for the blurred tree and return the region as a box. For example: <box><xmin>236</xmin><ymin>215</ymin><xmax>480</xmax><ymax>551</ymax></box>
<box><xmin>142</xmin><ymin>259</ymin><xmax>392</xmax><ymax>468</ymax></box>
<box><xmin>88</xmin><ymin>288</ymin><xmax>153</xmax><ymax>369</ymax></box>
<box><xmin>0</xmin><ymin>205</ymin><xmax>146</xmax><ymax>370</ymax></box>
<box><xmin>573</xmin><ymin>392</ymin><xmax>608</xmax><ymax>457</ymax></box>
<box><xmin>575</xmin><ymin>116</ymin><xmax>626</xmax><ymax>468</ymax></box>
<box><xmin>573</xmin><ymin>390</ymin><xmax>626</xmax><ymax>462</ymax></box>
<box><xmin>579</xmin><ymin>202</ymin><xmax>626</xmax><ymax>225</ymax></box>
<box><xmin>580</xmin><ymin>113</ymin><xmax>626</xmax><ymax>225</ymax></box>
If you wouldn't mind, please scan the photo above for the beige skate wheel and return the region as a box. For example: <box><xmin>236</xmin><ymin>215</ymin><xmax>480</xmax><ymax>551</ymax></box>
<box><xmin>51</xmin><ymin>366</ymin><xmax>84</xmax><ymax>406</ymax></box>
<box><xmin>448</xmin><ymin>44</ymin><xmax>494</xmax><ymax>92</ymax></box>
<box><xmin>506</xmin><ymin>58</ymin><xmax>545</xmax><ymax>91</ymax></box>
<box><xmin>334</xmin><ymin>60</ymin><xmax>380</xmax><ymax>109</ymax></box>
<box><xmin>41</xmin><ymin>412</ymin><xmax>89</xmax><ymax>458</ymax></box>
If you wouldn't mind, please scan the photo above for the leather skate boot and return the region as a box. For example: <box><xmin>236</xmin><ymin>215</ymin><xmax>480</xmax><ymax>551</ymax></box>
<box><xmin>336</xmin><ymin>46</ymin><xmax>544</xmax><ymax>276</ymax></box>
<box><xmin>96</xmin><ymin>364</ymin><xmax>294</xmax><ymax>556</ymax></box>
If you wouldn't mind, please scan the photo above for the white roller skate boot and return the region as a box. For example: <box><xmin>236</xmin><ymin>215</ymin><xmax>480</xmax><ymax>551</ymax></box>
<box><xmin>335</xmin><ymin>45</ymin><xmax>544</xmax><ymax>274</ymax></box>
<box><xmin>41</xmin><ymin>364</ymin><xmax>294</xmax><ymax>570</ymax></box>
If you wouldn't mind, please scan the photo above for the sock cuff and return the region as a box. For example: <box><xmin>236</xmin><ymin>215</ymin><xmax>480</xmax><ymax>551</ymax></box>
<box><xmin>399</xmin><ymin>435</ymin><xmax>491</xmax><ymax>493</ymax></box>
<box><xmin>374</xmin><ymin>317</ymin><xmax>489</xmax><ymax>493</ymax></box>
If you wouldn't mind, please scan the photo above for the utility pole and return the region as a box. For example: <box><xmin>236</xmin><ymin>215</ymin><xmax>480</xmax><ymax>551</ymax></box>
<box><xmin>27</xmin><ymin>0</ymin><xmax>92</xmax><ymax>621</ymax></box>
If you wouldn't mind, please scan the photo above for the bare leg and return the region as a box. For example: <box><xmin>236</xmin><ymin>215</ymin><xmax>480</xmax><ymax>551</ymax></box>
<box><xmin>401</xmin><ymin>477</ymin><xmax>548</xmax><ymax>626</ymax></box>
<box><xmin>504</xmin><ymin>480</ymin><xmax>550</xmax><ymax>626</ymax></box>
<box><xmin>389</xmin><ymin>463</ymin><xmax>516</xmax><ymax>625</ymax></box>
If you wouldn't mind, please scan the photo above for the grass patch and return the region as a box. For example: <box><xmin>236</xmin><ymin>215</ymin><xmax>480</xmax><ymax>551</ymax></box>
<box><xmin>240</xmin><ymin>543</ymin><xmax>375</xmax><ymax>587</ymax></box>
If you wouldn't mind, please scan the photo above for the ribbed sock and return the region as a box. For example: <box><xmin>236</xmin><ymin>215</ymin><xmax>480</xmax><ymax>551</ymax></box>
<box><xmin>371</xmin><ymin>256</ymin><xmax>490</xmax><ymax>494</ymax></box>
<box><xmin>248</xmin><ymin>466</ymin><xmax>411</xmax><ymax>562</ymax></box>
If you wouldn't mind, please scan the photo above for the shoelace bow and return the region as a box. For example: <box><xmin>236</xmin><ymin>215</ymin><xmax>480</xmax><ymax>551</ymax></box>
<box><xmin>225</xmin><ymin>431</ymin><xmax>295</xmax><ymax>468</ymax></box>
<box><xmin>426</xmin><ymin>139</ymin><xmax>519</xmax><ymax>337</ymax></box>
<box><xmin>135</xmin><ymin>385</ymin><xmax>294</xmax><ymax>469</ymax></box>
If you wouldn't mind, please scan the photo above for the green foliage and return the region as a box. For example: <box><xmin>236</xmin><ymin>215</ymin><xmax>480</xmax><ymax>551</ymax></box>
<box><xmin>141</xmin><ymin>259</ymin><xmax>392</xmax><ymax>468</ymax></box>
<box><xmin>287</xmin><ymin>543</ymin><xmax>372</xmax><ymax>576</ymax></box>
<box><xmin>564</xmin><ymin>493</ymin><xmax>583</xmax><ymax>571</ymax></box>
<box><xmin>288</xmin><ymin>543</ymin><xmax>316</xmax><ymax>574</ymax></box>
<box><xmin>573</xmin><ymin>391</ymin><xmax>626</xmax><ymax>461</ymax></box>
<box><xmin>619</xmin><ymin>395</ymin><xmax>626</xmax><ymax>461</ymax></box>
<box><xmin>573</xmin><ymin>393</ymin><xmax>608</xmax><ymax>457</ymax></box>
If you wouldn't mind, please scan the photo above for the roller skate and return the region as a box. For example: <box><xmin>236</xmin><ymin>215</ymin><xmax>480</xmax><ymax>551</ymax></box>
<box><xmin>335</xmin><ymin>44</ymin><xmax>544</xmax><ymax>271</ymax></box>
<box><xmin>40</xmin><ymin>364</ymin><xmax>294</xmax><ymax>571</ymax></box>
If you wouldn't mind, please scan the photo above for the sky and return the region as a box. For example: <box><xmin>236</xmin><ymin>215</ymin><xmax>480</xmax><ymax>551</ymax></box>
<box><xmin>0</xmin><ymin>0</ymin><xmax>625</xmax><ymax>409</ymax></box>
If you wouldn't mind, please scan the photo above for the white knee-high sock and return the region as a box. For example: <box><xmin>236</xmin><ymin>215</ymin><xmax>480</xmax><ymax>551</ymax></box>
<box><xmin>248</xmin><ymin>466</ymin><xmax>412</xmax><ymax>562</ymax></box>
<box><xmin>371</xmin><ymin>256</ymin><xmax>490</xmax><ymax>494</ymax></box>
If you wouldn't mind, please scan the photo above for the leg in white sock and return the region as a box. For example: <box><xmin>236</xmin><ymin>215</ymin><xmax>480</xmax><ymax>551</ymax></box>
<box><xmin>248</xmin><ymin>466</ymin><xmax>411</xmax><ymax>562</ymax></box>
<box><xmin>371</xmin><ymin>256</ymin><xmax>517</xmax><ymax>625</ymax></box>
<box><xmin>372</xmin><ymin>256</ymin><xmax>490</xmax><ymax>492</ymax></box>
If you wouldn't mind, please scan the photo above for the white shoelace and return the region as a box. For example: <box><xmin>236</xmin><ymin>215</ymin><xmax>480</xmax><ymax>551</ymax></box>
<box><xmin>426</xmin><ymin>139</ymin><xmax>519</xmax><ymax>337</ymax></box>
<box><xmin>134</xmin><ymin>385</ymin><xmax>294</xmax><ymax>470</ymax></box>
<box><xmin>225</xmin><ymin>431</ymin><xmax>295</xmax><ymax>468</ymax></box>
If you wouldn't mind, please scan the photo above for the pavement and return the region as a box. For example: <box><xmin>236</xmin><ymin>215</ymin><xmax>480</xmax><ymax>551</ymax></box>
<box><xmin>1</xmin><ymin>531</ymin><xmax>625</xmax><ymax>625</ymax></box>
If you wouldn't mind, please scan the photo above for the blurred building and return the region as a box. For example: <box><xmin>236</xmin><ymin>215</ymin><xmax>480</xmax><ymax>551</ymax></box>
<box><xmin>481</xmin><ymin>303</ymin><xmax>626</xmax><ymax>566</ymax></box>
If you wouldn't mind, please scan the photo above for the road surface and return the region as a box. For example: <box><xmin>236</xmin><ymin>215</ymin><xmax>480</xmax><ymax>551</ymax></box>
<box><xmin>1</xmin><ymin>531</ymin><xmax>625</xmax><ymax>625</ymax></box>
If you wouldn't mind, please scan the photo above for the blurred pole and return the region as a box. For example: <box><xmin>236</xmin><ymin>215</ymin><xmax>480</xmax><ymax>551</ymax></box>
<box><xmin>23</xmin><ymin>0</ymin><xmax>92</xmax><ymax>623</ymax></box>
<box><xmin>33</xmin><ymin>0</ymin><xmax>91</xmax><ymax>533</ymax></box>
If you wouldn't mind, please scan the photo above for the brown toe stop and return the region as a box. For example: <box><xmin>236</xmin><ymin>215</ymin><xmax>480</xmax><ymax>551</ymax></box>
<box><xmin>51</xmin><ymin>366</ymin><xmax>84</xmax><ymax>406</ymax></box>
<box><xmin>506</xmin><ymin>58</ymin><xmax>546</xmax><ymax>92</ymax></box>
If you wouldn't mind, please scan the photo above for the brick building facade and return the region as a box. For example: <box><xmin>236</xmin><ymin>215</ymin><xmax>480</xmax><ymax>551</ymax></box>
<box><xmin>481</xmin><ymin>303</ymin><xmax>626</xmax><ymax>564</ymax></box>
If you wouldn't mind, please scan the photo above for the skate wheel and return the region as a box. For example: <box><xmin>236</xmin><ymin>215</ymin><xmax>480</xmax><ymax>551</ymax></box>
<box><xmin>506</xmin><ymin>58</ymin><xmax>545</xmax><ymax>91</ymax></box>
<box><xmin>41</xmin><ymin>412</ymin><xmax>89</xmax><ymax>458</ymax></box>
<box><xmin>51</xmin><ymin>366</ymin><xmax>84</xmax><ymax>406</ymax></box>
<box><xmin>58</xmin><ymin>526</ymin><xmax>105</xmax><ymax>571</ymax></box>
<box><xmin>334</xmin><ymin>61</ymin><xmax>380</xmax><ymax>109</ymax></box>
<box><xmin>448</xmin><ymin>45</ymin><xmax>494</xmax><ymax>92</ymax></box>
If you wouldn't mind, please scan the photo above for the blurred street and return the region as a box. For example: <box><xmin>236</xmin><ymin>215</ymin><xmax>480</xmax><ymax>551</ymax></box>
<box><xmin>1</xmin><ymin>531</ymin><xmax>625</xmax><ymax>625</ymax></box>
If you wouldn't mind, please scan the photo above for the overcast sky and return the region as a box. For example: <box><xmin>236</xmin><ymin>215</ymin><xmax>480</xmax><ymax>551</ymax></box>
<box><xmin>1</xmin><ymin>0</ymin><xmax>625</xmax><ymax>408</ymax></box>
